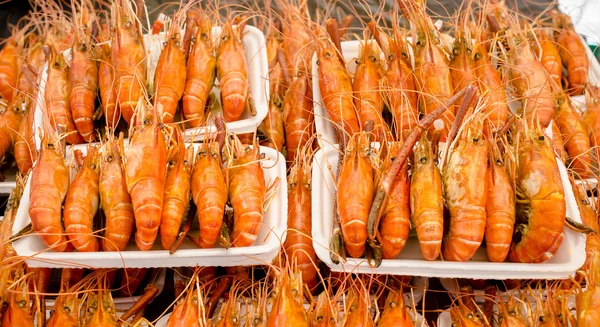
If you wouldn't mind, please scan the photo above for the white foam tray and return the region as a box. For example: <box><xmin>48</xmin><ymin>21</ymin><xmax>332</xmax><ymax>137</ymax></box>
<box><xmin>0</xmin><ymin>164</ymin><xmax>18</xmax><ymax>194</ymax></box>
<box><xmin>33</xmin><ymin>25</ymin><xmax>268</xmax><ymax>150</ymax></box>
<box><xmin>311</xmin><ymin>141</ymin><xmax>586</xmax><ymax>279</ymax></box>
<box><xmin>11</xmin><ymin>145</ymin><xmax>287</xmax><ymax>268</ymax></box>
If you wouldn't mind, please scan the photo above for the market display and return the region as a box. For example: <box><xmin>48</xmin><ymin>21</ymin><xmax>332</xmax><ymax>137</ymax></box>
<box><xmin>1</xmin><ymin>0</ymin><xmax>600</xmax><ymax>325</ymax></box>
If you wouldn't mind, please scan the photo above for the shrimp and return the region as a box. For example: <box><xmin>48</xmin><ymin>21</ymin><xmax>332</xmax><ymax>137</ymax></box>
<box><xmin>190</xmin><ymin>128</ymin><xmax>227</xmax><ymax>249</ymax></box>
<box><xmin>509</xmin><ymin>126</ymin><xmax>566</xmax><ymax>263</ymax></box>
<box><xmin>283</xmin><ymin>61</ymin><xmax>314</xmax><ymax>164</ymax></box>
<box><xmin>535</xmin><ymin>30</ymin><xmax>562</xmax><ymax>89</ymax></box>
<box><xmin>227</xmin><ymin>136</ymin><xmax>267</xmax><ymax>247</ymax></box>
<box><xmin>311</xmin><ymin>292</ymin><xmax>339</xmax><ymax>327</ymax></box>
<box><xmin>213</xmin><ymin>286</ymin><xmax>241</xmax><ymax>327</ymax></box>
<box><xmin>368</xmin><ymin>22</ymin><xmax>418</xmax><ymax>137</ymax></box>
<box><xmin>496</xmin><ymin>296</ymin><xmax>528</xmax><ymax>327</ymax></box>
<box><xmin>377</xmin><ymin>289</ymin><xmax>414</xmax><ymax>327</ymax></box>
<box><xmin>341</xmin><ymin>285</ymin><xmax>375</xmax><ymax>327</ymax></box>
<box><xmin>0</xmin><ymin>95</ymin><xmax>25</xmax><ymax>164</ymax></box>
<box><xmin>353</xmin><ymin>36</ymin><xmax>386</xmax><ymax>140</ymax></box>
<box><xmin>398</xmin><ymin>0</ymin><xmax>456</xmax><ymax>140</ymax></box>
<box><xmin>47</xmin><ymin>283</ymin><xmax>79</xmax><ymax>327</ymax></box>
<box><xmin>316</xmin><ymin>20</ymin><xmax>360</xmax><ymax>137</ymax></box>
<box><xmin>1</xmin><ymin>273</ymin><xmax>35</xmax><ymax>327</ymax></box>
<box><xmin>123</xmin><ymin>103</ymin><xmax>169</xmax><ymax>250</ymax></box>
<box><xmin>28</xmin><ymin>129</ymin><xmax>72</xmax><ymax>252</ymax></box>
<box><xmin>280</xmin><ymin>2</ymin><xmax>312</xmax><ymax>76</ymax></box>
<box><xmin>285</xmin><ymin>146</ymin><xmax>318</xmax><ymax>290</ymax></box>
<box><xmin>182</xmin><ymin>11</ymin><xmax>216</xmax><ymax>127</ymax></box>
<box><xmin>450</xmin><ymin>22</ymin><xmax>478</xmax><ymax>104</ymax></box>
<box><xmin>167</xmin><ymin>269</ymin><xmax>206</xmax><ymax>327</ymax></box>
<box><xmin>378</xmin><ymin>141</ymin><xmax>411</xmax><ymax>259</ymax></box>
<box><xmin>0</xmin><ymin>39</ymin><xmax>20</xmax><ymax>102</ymax></box>
<box><xmin>267</xmin><ymin>267</ymin><xmax>310</xmax><ymax>327</ymax></box>
<box><xmin>485</xmin><ymin>141</ymin><xmax>515</xmax><ymax>263</ymax></box>
<box><xmin>337</xmin><ymin>131</ymin><xmax>374</xmax><ymax>258</ymax></box>
<box><xmin>44</xmin><ymin>45</ymin><xmax>85</xmax><ymax>145</ymax></box>
<box><xmin>154</xmin><ymin>10</ymin><xmax>187</xmax><ymax>123</ymax></box>
<box><xmin>160</xmin><ymin>128</ymin><xmax>194</xmax><ymax>250</ymax></box>
<box><xmin>553</xmin><ymin>10</ymin><xmax>589</xmax><ymax>95</ymax></box>
<box><xmin>98</xmin><ymin>42</ymin><xmax>119</xmax><ymax>128</ymax></box>
<box><xmin>472</xmin><ymin>39</ymin><xmax>508</xmax><ymax>131</ymax></box>
<box><xmin>410</xmin><ymin>134</ymin><xmax>443</xmax><ymax>261</ymax></box>
<box><xmin>112</xmin><ymin>0</ymin><xmax>147</xmax><ymax>125</ymax></box>
<box><xmin>64</xmin><ymin>145</ymin><xmax>100</xmax><ymax>252</ymax></box>
<box><xmin>14</xmin><ymin>98</ymin><xmax>37</xmax><ymax>174</ymax></box>
<box><xmin>217</xmin><ymin>18</ymin><xmax>251</xmax><ymax>122</ymax></box>
<box><xmin>577</xmin><ymin>252</ymin><xmax>600</xmax><ymax>326</ymax></box>
<box><xmin>552</xmin><ymin>88</ymin><xmax>592</xmax><ymax>178</ymax></box>
<box><xmin>550</xmin><ymin>121</ymin><xmax>567</xmax><ymax>163</ymax></box>
<box><xmin>583</xmin><ymin>85</ymin><xmax>600</xmax><ymax>150</ymax></box>
<box><xmin>70</xmin><ymin>14</ymin><xmax>99</xmax><ymax>142</ymax></box>
<box><xmin>100</xmin><ymin>133</ymin><xmax>135</xmax><ymax>251</ymax></box>
<box><xmin>82</xmin><ymin>277</ymin><xmax>118</xmax><ymax>327</ymax></box>
<box><xmin>443</xmin><ymin>115</ymin><xmax>488</xmax><ymax>262</ymax></box>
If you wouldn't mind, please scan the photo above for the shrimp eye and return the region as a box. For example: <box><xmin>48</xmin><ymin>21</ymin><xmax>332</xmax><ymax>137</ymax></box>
<box><xmin>183</xmin><ymin>160</ymin><xmax>189</xmax><ymax>165</ymax></box>
<box><xmin>538</xmin><ymin>135</ymin><xmax>545</xmax><ymax>141</ymax></box>
<box><xmin>451</xmin><ymin>324</ymin><xmax>456</xmax><ymax>327</ymax></box>
<box><xmin>63</xmin><ymin>306</ymin><xmax>71</xmax><ymax>313</ymax></box>
<box><xmin>125</xmin><ymin>21</ymin><xmax>132</xmax><ymax>28</ymax></box>
<box><xmin>368</xmin><ymin>55</ymin><xmax>377</xmax><ymax>62</ymax></box>
<box><xmin>388</xmin><ymin>54</ymin><xmax>394</xmax><ymax>61</ymax></box>
<box><xmin>231</xmin><ymin>317</ymin><xmax>238</xmax><ymax>324</ymax></box>
<box><xmin>474</xmin><ymin>52</ymin><xmax>482</xmax><ymax>60</ymax></box>
<box><xmin>316</xmin><ymin>316</ymin><xmax>324</xmax><ymax>322</ymax></box>
<box><xmin>453</xmin><ymin>48</ymin><xmax>460</xmax><ymax>55</ymax></box>
<box><xmin>291</xmin><ymin>288</ymin><xmax>299</xmax><ymax>297</ymax></box>
<box><xmin>540</xmin><ymin>316</ymin><xmax>545</xmax><ymax>322</ymax></box>
<box><xmin>105</xmin><ymin>306</ymin><xmax>113</xmax><ymax>313</ymax></box>
<box><xmin>202</xmin><ymin>33</ymin><xmax>208</xmax><ymax>41</ymax></box>
<box><xmin>316</xmin><ymin>59</ymin><xmax>320</xmax><ymax>65</ymax></box>
<box><xmin>508</xmin><ymin>310</ymin><xmax>517</xmax><ymax>316</ymax></box>
<box><xmin>498</xmin><ymin>314</ymin><xmax>504</xmax><ymax>320</ymax></box>
<box><xmin>163</xmin><ymin>42</ymin><xmax>167</xmax><ymax>47</ymax></box>
<box><xmin>466</xmin><ymin>48</ymin><xmax>472</xmax><ymax>54</ymax></box>
<box><xmin>107</xmin><ymin>155</ymin><xmax>113</xmax><ymax>162</ymax></box>
<box><xmin>558</xmin><ymin>313</ymin><xmax>563</xmax><ymax>319</ymax></box>
<box><xmin>290</xmin><ymin>182</ymin><xmax>296</xmax><ymax>188</ymax></box>
<box><xmin>467</xmin><ymin>313</ymin><xmax>474</xmax><ymax>319</ymax></box>
<box><xmin>325</xmin><ymin>52</ymin><xmax>332</xmax><ymax>59</ymax></box>
<box><xmin>144</xmin><ymin>119</ymin><xmax>151</xmax><ymax>125</ymax></box>
<box><xmin>48</xmin><ymin>143</ymin><xmax>55</xmax><ymax>149</ymax></box>
<box><xmin>80</xmin><ymin>43</ymin><xmax>87</xmax><ymax>51</ymax></box>
<box><xmin>472</xmin><ymin>137</ymin><xmax>479</xmax><ymax>142</ymax></box>
<box><xmin>90</xmin><ymin>164</ymin><xmax>96</xmax><ymax>169</ymax></box>
<box><xmin>192</xmin><ymin>297</ymin><xmax>198</xmax><ymax>305</ymax></box>
<box><xmin>420</xmin><ymin>157</ymin><xmax>428</xmax><ymax>164</ymax></box>
<box><xmin>389</xmin><ymin>301</ymin><xmax>397</xmax><ymax>308</ymax></box>
<box><xmin>330</xmin><ymin>317</ymin><xmax>336</xmax><ymax>323</ymax></box>
<box><xmin>222</xmin><ymin>35</ymin><xmax>229</xmax><ymax>42</ymax></box>
<box><xmin>18</xmin><ymin>300</ymin><xmax>27</xmax><ymax>308</ymax></box>
<box><xmin>253</xmin><ymin>318</ymin><xmax>262</xmax><ymax>325</ymax></box>
<box><xmin>88</xmin><ymin>307</ymin><xmax>95</xmax><ymax>314</ymax></box>
<box><xmin>175</xmin><ymin>41</ymin><xmax>181</xmax><ymax>47</ymax></box>
<box><xmin>401</xmin><ymin>52</ymin><xmax>408</xmax><ymax>59</ymax></box>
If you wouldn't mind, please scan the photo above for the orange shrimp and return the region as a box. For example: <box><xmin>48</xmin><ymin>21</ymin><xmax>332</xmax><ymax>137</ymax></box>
<box><xmin>0</xmin><ymin>95</ymin><xmax>25</xmax><ymax>163</ymax></box>
<box><xmin>217</xmin><ymin>19</ymin><xmax>251</xmax><ymax>122</ymax></box>
<box><xmin>377</xmin><ymin>289</ymin><xmax>414</xmax><ymax>327</ymax></box>
<box><xmin>267</xmin><ymin>267</ymin><xmax>310</xmax><ymax>327</ymax></box>
<box><xmin>123</xmin><ymin>104</ymin><xmax>168</xmax><ymax>250</ymax></box>
<box><xmin>64</xmin><ymin>145</ymin><xmax>100</xmax><ymax>252</ymax></box>
<box><xmin>449</xmin><ymin>301</ymin><xmax>485</xmax><ymax>327</ymax></box>
<box><xmin>553</xmin><ymin>11</ymin><xmax>589</xmax><ymax>95</ymax></box>
<box><xmin>283</xmin><ymin>63</ymin><xmax>314</xmax><ymax>164</ymax></box>
<box><xmin>443</xmin><ymin>116</ymin><xmax>488</xmax><ymax>262</ymax></box>
<box><xmin>341</xmin><ymin>285</ymin><xmax>375</xmax><ymax>327</ymax></box>
<box><xmin>535</xmin><ymin>30</ymin><xmax>562</xmax><ymax>89</ymax></box>
<box><xmin>28</xmin><ymin>130</ymin><xmax>72</xmax><ymax>252</ymax></box>
<box><xmin>485</xmin><ymin>142</ymin><xmax>515</xmax><ymax>262</ymax></box>
<box><xmin>260</xmin><ymin>21</ymin><xmax>286</xmax><ymax>151</ymax></box>
<box><xmin>182</xmin><ymin>12</ymin><xmax>215</xmax><ymax>127</ymax></box>
<box><xmin>353</xmin><ymin>37</ymin><xmax>386</xmax><ymax>140</ymax></box>
<box><xmin>311</xmin><ymin>292</ymin><xmax>339</xmax><ymax>327</ymax></box>
<box><xmin>1</xmin><ymin>274</ymin><xmax>35</xmax><ymax>327</ymax></box>
<box><xmin>285</xmin><ymin>146</ymin><xmax>318</xmax><ymax>290</ymax></box>
<box><xmin>472</xmin><ymin>41</ymin><xmax>508</xmax><ymax>131</ymax></box>
<box><xmin>583</xmin><ymin>85</ymin><xmax>600</xmax><ymax>150</ymax></box>
<box><xmin>154</xmin><ymin>13</ymin><xmax>187</xmax><ymax>124</ymax></box>
<box><xmin>0</xmin><ymin>39</ymin><xmax>20</xmax><ymax>102</ymax></box>
<box><xmin>70</xmin><ymin>26</ymin><xmax>99</xmax><ymax>142</ymax></box>
<box><xmin>399</xmin><ymin>0</ymin><xmax>456</xmax><ymax>140</ymax></box>
<box><xmin>281</xmin><ymin>3</ymin><xmax>312</xmax><ymax>77</ymax></box>
<box><xmin>44</xmin><ymin>45</ymin><xmax>85</xmax><ymax>145</ymax></box>
<box><xmin>190</xmin><ymin>137</ymin><xmax>227</xmax><ymax>249</ymax></box>
<box><xmin>550</xmin><ymin>121</ymin><xmax>567</xmax><ymax>163</ymax></box>
<box><xmin>496</xmin><ymin>296</ymin><xmax>528</xmax><ymax>327</ymax></box>
<box><xmin>577</xmin><ymin>252</ymin><xmax>600</xmax><ymax>326</ymax></box>
<box><xmin>167</xmin><ymin>273</ymin><xmax>204</xmax><ymax>327</ymax></box>
<box><xmin>378</xmin><ymin>142</ymin><xmax>411</xmax><ymax>259</ymax></box>
<box><xmin>410</xmin><ymin>138</ymin><xmax>443</xmax><ymax>261</ymax></box>
<box><xmin>83</xmin><ymin>278</ymin><xmax>118</xmax><ymax>327</ymax></box>
<box><xmin>572</xmin><ymin>181</ymin><xmax>599</xmax><ymax>274</ymax></box>
<box><xmin>213</xmin><ymin>286</ymin><xmax>241</xmax><ymax>327</ymax></box>
<box><xmin>227</xmin><ymin>137</ymin><xmax>267</xmax><ymax>247</ymax></box>
<box><xmin>112</xmin><ymin>0</ymin><xmax>147</xmax><ymax>125</ymax></box>
<box><xmin>15</xmin><ymin>101</ymin><xmax>37</xmax><ymax>175</ymax></box>
<box><xmin>47</xmin><ymin>284</ymin><xmax>79</xmax><ymax>327</ymax></box>
<box><xmin>552</xmin><ymin>89</ymin><xmax>592</xmax><ymax>178</ymax></box>
<box><xmin>450</xmin><ymin>23</ymin><xmax>478</xmax><ymax>104</ymax></box>
<box><xmin>98</xmin><ymin>43</ymin><xmax>119</xmax><ymax>128</ymax></box>
<box><xmin>316</xmin><ymin>20</ymin><xmax>360</xmax><ymax>137</ymax></box>
<box><xmin>337</xmin><ymin>132</ymin><xmax>374</xmax><ymax>258</ymax></box>
<box><xmin>509</xmin><ymin>126</ymin><xmax>566</xmax><ymax>263</ymax></box>
<box><xmin>160</xmin><ymin>129</ymin><xmax>194</xmax><ymax>250</ymax></box>
<box><xmin>503</xmin><ymin>27</ymin><xmax>554</xmax><ymax>129</ymax></box>
<box><xmin>369</xmin><ymin>22</ymin><xmax>418</xmax><ymax>137</ymax></box>
<box><xmin>100</xmin><ymin>133</ymin><xmax>135</xmax><ymax>251</ymax></box>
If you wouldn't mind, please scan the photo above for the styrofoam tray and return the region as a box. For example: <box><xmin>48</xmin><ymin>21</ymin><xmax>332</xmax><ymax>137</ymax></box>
<box><xmin>311</xmin><ymin>142</ymin><xmax>586</xmax><ymax>279</ymax></box>
<box><xmin>34</xmin><ymin>25</ymin><xmax>268</xmax><ymax>150</ymax></box>
<box><xmin>12</xmin><ymin>146</ymin><xmax>287</xmax><ymax>268</ymax></box>
<box><xmin>0</xmin><ymin>164</ymin><xmax>18</xmax><ymax>194</ymax></box>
